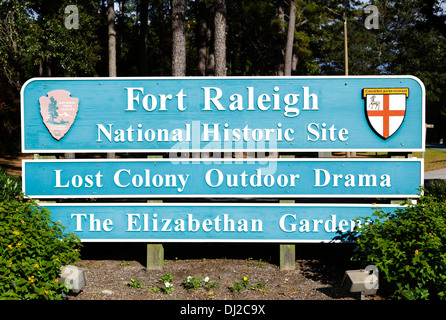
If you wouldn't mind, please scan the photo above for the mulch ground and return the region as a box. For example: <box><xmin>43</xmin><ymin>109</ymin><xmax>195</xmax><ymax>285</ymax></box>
<box><xmin>66</xmin><ymin>242</ymin><xmax>385</xmax><ymax>301</ymax></box>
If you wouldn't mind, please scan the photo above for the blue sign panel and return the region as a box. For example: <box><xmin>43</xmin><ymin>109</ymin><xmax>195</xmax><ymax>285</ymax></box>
<box><xmin>21</xmin><ymin>76</ymin><xmax>425</xmax><ymax>153</ymax></box>
<box><xmin>42</xmin><ymin>203</ymin><xmax>400</xmax><ymax>242</ymax></box>
<box><xmin>23</xmin><ymin>158</ymin><xmax>423</xmax><ymax>198</ymax></box>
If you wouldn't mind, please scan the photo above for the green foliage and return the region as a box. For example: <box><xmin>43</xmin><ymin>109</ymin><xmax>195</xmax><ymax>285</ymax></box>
<box><xmin>230</xmin><ymin>281</ymin><xmax>244</xmax><ymax>293</ymax></box>
<box><xmin>0</xmin><ymin>198</ymin><xmax>82</xmax><ymax>299</ymax></box>
<box><xmin>203</xmin><ymin>276</ymin><xmax>220</xmax><ymax>291</ymax></box>
<box><xmin>181</xmin><ymin>275</ymin><xmax>220</xmax><ymax>292</ymax></box>
<box><xmin>425</xmin><ymin>180</ymin><xmax>446</xmax><ymax>202</ymax></box>
<box><xmin>0</xmin><ymin>0</ymin><xmax>101</xmax><ymax>88</ymax></box>
<box><xmin>159</xmin><ymin>272</ymin><xmax>174</xmax><ymax>284</ymax></box>
<box><xmin>230</xmin><ymin>276</ymin><xmax>250</xmax><ymax>293</ymax></box>
<box><xmin>182</xmin><ymin>275</ymin><xmax>202</xmax><ymax>291</ymax></box>
<box><xmin>352</xmin><ymin>188</ymin><xmax>446</xmax><ymax>300</ymax></box>
<box><xmin>119</xmin><ymin>260</ymin><xmax>131</xmax><ymax>266</ymax></box>
<box><xmin>0</xmin><ymin>167</ymin><xmax>22</xmax><ymax>201</ymax></box>
<box><xmin>1</xmin><ymin>0</ymin><xmax>446</xmax><ymax>146</ymax></box>
<box><xmin>126</xmin><ymin>278</ymin><xmax>145</xmax><ymax>289</ymax></box>
<box><xmin>36</xmin><ymin>0</ymin><xmax>102</xmax><ymax>77</ymax></box>
<box><xmin>157</xmin><ymin>273</ymin><xmax>174</xmax><ymax>294</ymax></box>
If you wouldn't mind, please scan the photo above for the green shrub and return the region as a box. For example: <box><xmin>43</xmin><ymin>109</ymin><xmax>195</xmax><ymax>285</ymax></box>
<box><xmin>181</xmin><ymin>276</ymin><xmax>220</xmax><ymax>292</ymax></box>
<box><xmin>0</xmin><ymin>198</ymin><xmax>82</xmax><ymax>300</ymax></box>
<box><xmin>352</xmin><ymin>191</ymin><xmax>446</xmax><ymax>300</ymax></box>
<box><xmin>157</xmin><ymin>273</ymin><xmax>174</xmax><ymax>294</ymax></box>
<box><xmin>182</xmin><ymin>276</ymin><xmax>202</xmax><ymax>291</ymax></box>
<box><xmin>0</xmin><ymin>167</ymin><xmax>23</xmax><ymax>201</ymax></box>
<box><xmin>126</xmin><ymin>279</ymin><xmax>145</xmax><ymax>289</ymax></box>
<box><xmin>230</xmin><ymin>276</ymin><xmax>250</xmax><ymax>293</ymax></box>
<box><xmin>425</xmin><ymin>179</ymin><xmax>446</xmax><ymax>202</ymax></box>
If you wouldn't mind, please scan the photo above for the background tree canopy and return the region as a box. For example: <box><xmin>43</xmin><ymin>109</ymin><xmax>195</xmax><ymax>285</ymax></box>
<box><xmin>1</xmin><ymin>0</ymin><xmax>445</xmax><ymax>154</ymax></box>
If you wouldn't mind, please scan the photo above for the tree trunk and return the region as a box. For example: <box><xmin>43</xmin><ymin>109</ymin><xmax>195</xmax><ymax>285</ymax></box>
<box><xmin>277</xmin><ymin>1</ymin><xmax>286</xmax><ymax>76</ymax></box>
<box><xmin>344</xmin><ymin>11</ymin><xmax>349</xmax><ymax>76</ymax></box>
<box><xmin>139</xmin><ymin>0</ymin><xmax>149</xmax><ymax>75</ymax></box>
<box><xmin>172</xmin><ymin>0</ymin><xmax>186</xmax><ymax>76</ymax></box>
<box><xmin>158</xmin><ymin>1</ymin><xmax>167</xmax><ymax>75</ymax></box>
<box><xmin>214</xmin><ymin>0</ymin><xmax>226</xmax><ymax>76</ymax></box>
<box><xmin>46</xmin><ymin>56</ymin><xmax>52</xmax><ymax>77</ymax></box>
<box><xmin>284</xmin><ymin>1</ymin><xmax>296</xmax><ymax>76</ymax></box>
<box><xmin>197</xmin><ymin>0</ymin><xmax>207</xmax><ymax>76</ymax></box>
<box><xmin>206</xmin><ymin>27</ymin><xmax>215</xmax><ymax>76</ymax></box>
<box><xmin>107</xmin><ymin>0</ymin><xmax>116</xmax><ymax>159</ymax></box>
<box><xmin>108</xmin><ymin>0</ymin><xmax>117</xmax><ymax>77</ymax></box>
<box><xmin>117</xmin><ymin>0</ymin><xmax>126</xmax><ymax>61</ymax></box>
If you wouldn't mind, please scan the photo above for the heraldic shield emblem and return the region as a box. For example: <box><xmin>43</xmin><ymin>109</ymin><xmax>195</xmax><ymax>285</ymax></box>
<box><xmin>39</xmin><ymin>90</ymin><xmax>79</xmax><ymax>141</ymax></box>
<box><xmin>363</xmin><ymin>88</ymin><xmax>409</xmax><ymax>140</ymax></box>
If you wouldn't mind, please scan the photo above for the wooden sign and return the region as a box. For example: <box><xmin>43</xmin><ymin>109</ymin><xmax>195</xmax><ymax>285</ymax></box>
<box><xmin>21</xmin><ymin>76</ymin><xmax>425</xmax><ymax>153</ymax></box>
<box><xmin>41</xmin><ymin>202</ymin><xmax>400</xmax><ymax>242</ymax></box>
<box><xmin>23</xmin><ymin>158</ymin><xmax>423</xmax><ymax>199</ymax></box>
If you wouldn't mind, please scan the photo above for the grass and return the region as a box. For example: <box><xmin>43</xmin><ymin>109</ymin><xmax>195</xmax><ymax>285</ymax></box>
<box><xmin>414</xmin><ymin>148</ymin><xmax>446</xmax><ymax>172</ymax></box>
<box><xmin>345</xmin><ymin>148</ymin><xmax>446</xmax><ymax>173</ymax></box>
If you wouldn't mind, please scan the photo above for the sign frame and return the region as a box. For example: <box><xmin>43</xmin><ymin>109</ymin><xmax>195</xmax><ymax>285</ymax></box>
<box><xmin>21</xmin><ymin>75</ymin><xmax>426</xmax><ymax>153</ymax></box>
<box><xmin>22</xmin><ymin>158</ymin><xmax>423</xmax><ymax>199</ymax></box>
<box><xmin>41</xmin><ymin>202</ymin><xmax>402</xmax><ymax>243</ymax></box>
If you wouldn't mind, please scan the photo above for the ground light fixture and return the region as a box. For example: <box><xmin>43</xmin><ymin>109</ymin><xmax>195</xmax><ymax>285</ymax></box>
<box><xmin>341</xmin><ymin>267</ymin><xmax>379</xmax><ymax>300</ymax></box>
<box><xmin>59</xmin><ymin>265</ymin><xmax>87</xmax><ymax>294</ymax></box>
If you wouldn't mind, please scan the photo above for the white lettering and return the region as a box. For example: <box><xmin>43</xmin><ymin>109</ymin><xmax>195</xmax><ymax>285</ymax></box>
<box><xmin>306</xmin><ymin>123</ymin><xmax>349</xmax><ymax>142</ymax></box>
<box><xmin>54</xmin><ymin>170</ymin><xmax>103</xmax><ymax>188</ymax></box>
<box><xmin>279</xmin><ymin>214</ymin><xmax>297</xmax><ymax>232</ymax></box>
<box><xmin>125</xmin><ymin>213</ymin><xmax>262</xmax><ymax>233</ymax></box>
<box><xmin>202</xmin><ymin>86</ymin><xmax>319</xmax><ymax>117</ymax></box>
<box><xmin>302</xmin><ymin>86</ymin><xmax>318</xmax><ymax>110</ymax></box>
<box><xmin>205</xmin><ymin>168</ymin><xmax>300</xmax><ymax>188</ymax></box>
<box><xmin>314</xmin><ymin>169</ymin><xmax>389</xmax><ymax>188</ymax></box>
<box><xmin>279</xmin><ymin>214</ymin><xmax>361</xmax><ymax>234</ymax></box>
<box><xmin>127</xmin><ymin>214</ymin><xmax>141</xmax><ymax>231</ymax></box>
<box><xmin>70</xmin><ymin>213</ymin><xmax>113</xmax><ymax>232</ymax></box>
<box><xmin>125</xmin><ymin>87</ymin><xmax>144</xmax><ymax>111</ymax></box>
<box><xmin>125</xmin><ymin>87</ymin><xmax>186</xmax><ymax>112</ymax></box>
<box><xmin>113</xmin><ymin>169</ymin><xmax>189</xmax><ymax>192</ymax></box>
<box><xmin>202</xmin><ymin>87</ymin><xmax>225</xmax><ymax>110</ymax></box>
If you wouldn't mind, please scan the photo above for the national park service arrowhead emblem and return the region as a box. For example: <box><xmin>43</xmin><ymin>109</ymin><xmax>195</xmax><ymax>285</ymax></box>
<box><xmin>363</xmin><ymin>88</ymin><xmax>409</xmax><ymax>140</ymax></box>
<box><xmin>39</xmin><ymin>90</ymin><xmax>79</xmax><ymax>141</ymax></box>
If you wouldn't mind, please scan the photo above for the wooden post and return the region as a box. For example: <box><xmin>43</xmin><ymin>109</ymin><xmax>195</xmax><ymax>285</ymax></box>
<box><xmin>279</xmin><ymin>199</ymin><xmax>296</xmax><ymax>270</ymax></box>
<box><xmin>34</xmin><ymin>154</ymin><xmax>56</xmax><ymax>160</ymax></box>
<box><xmin>146</xmin><ymin>200</ymin><xmax>164</xmax><ymax>270</ymax></box>
<box><xmin>390</xmin><ymin>152</ymin><xmax>412</xmax><ymax>159</ymax></box>
<box><xmin>280</xmin><ymin>244</ymin><xmax>296</xmax><ymax>271</ymax></box>
<box><xmin>318</xmin><ymin>152</ymin><xmax>331</xmax><ymax>158</ymax></box>
<box><xmin>146</xmin><ymin>154</ymin><xmax>165</xmax><ymax>270</ymax></box>
<box><xmin>279</xmin><ymin>154</ymin><xmax>296</xmax><ymax>270</ymax></box>
<box><xmin>147</xmin><ymin>243</ymin><xmax>164</xmax><ymax>271</ymax></box>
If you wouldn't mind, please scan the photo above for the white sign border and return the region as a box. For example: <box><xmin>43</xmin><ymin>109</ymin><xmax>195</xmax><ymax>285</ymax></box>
<box><xmin>20</xmin><ymin>75</ymin><xmax>426</xmax><ymax>153</ymax></box>
<box><xmin>23</xmin><ymin>157</ymin><xmax>424</xmax><ymax>199</ymax></box>
<box><xmin>40</xmin><ymin>202</ymin><xmax>404</xmax><ymax>243</ymax></box>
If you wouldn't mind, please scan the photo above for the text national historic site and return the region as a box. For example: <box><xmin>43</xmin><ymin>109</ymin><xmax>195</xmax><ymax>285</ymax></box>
<box><xmin>22</xmin><ymin>76</ymin><xmax>424</xmax><ymax>153</ymax></box>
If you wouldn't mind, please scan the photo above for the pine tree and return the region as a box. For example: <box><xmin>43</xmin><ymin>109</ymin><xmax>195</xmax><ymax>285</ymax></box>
<box><xmin>47</xmin><ymin>97</ymin><xmax>58</xmax><ymax>124</ymax></box>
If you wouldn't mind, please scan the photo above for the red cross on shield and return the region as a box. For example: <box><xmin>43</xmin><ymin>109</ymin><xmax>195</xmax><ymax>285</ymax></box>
<box><xmin>363</xmin><ymin>88</ymin><xmax>409</xmax><ymax>140</ymax></box>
